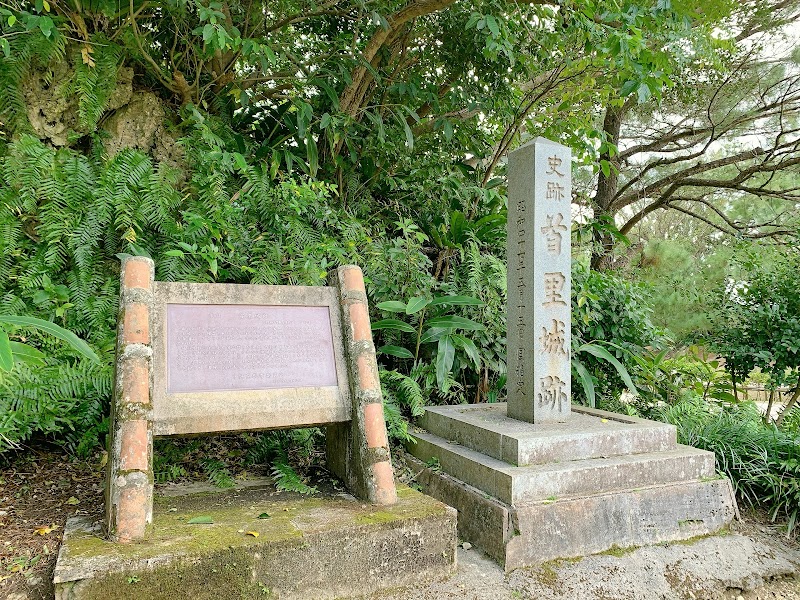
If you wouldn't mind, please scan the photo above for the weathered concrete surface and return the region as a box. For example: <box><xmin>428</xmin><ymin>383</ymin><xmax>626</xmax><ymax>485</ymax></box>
<box><xmin>405</xmin><ymin>454</ymin><xmax>736</xmax><ymax>569</ymax></box>
<box><xmin>406</xmin><ymin>454</ymin><xmax>513</xmax><ymax>564</ymax></box>
<box><xmin>507</xmin><ymin>138</ymin><xmax>573</xmax><ymax>424</ymax></box>
<box><xmin>54</xmin><ymin>484</ymin><xmax>455</xmax><ymax>600</ymax></box>
<box><xmin>409</xmin><ymin>430</ymin><xmax>715</xmax><ymax>504</ymax></box>
<box><xmin>372</xmin><ymin>527</ymin><xmax>800</xmax><ymax>600</ymax></box>
<box><xmin>326</xmin><ymin>265</ymin><xmax>397</xmax><ymax>506</ymax></box>
<box><xmin>505</xmin><ymin>478</ymin><xmax>736</xmax><ymax>569</ymax></box>
<box><xmin>421</xmin><ymin>403</ymin><xmax>677</xmax><ymax>465</ymax></box>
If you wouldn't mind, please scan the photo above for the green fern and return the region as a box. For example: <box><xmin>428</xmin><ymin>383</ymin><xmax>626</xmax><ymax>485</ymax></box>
<box><xmin>271</xmin><ymin>460</ymin><xmax>317</xmax><ymax>495</ymax></box>
<box><xmin>201</xmin><ymin>457</ymin><xmax>236</xmax><ymax>489</ymax></box>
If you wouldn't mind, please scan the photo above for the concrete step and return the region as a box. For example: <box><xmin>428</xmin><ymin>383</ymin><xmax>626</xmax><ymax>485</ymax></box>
<box><xmin>407</xmin><ymin>430</ymin><xmax>716</xmax><ymax>505</ymax></box>
<box><xmin>420</xmin><ymin>403</ymin><xmax>677</xmax><ymax>466</ymax></box>
<box><xmin>406</xmin><ymin>453</ymin><xmax>737</xmax><ymax>570</ymax></box>
<box><xmin>54</xmin><ymin>484</ymin><xmax>456</xmax><ymax>600</ymax></box>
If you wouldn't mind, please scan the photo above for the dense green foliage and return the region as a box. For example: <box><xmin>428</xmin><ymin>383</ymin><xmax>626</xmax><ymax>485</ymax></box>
<box><xmin>707</xmin><ymin>245</ymin><xmax>800</xmax><ymax>398</ymax></box>
<box><xmin>571</xmin><ymin>261</ymin><xmax>663</xmax><ymax>406</ymax></box>
<box><xmin>657</xmin><ymin>399</ymin><xmax>800</xmax><ymax>535</ymax></box>
<box><xmin>0</xmin><ymin>0</ymin><xmax>798</xmax><ymax>534</ymax></box>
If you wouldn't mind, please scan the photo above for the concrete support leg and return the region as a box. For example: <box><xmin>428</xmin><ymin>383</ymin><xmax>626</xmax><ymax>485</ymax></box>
<box><xmin>327</xmin><ymin>265</ymin><xmax>397</xmax><ymax>505</ymax></box>
<box><xmin>105</xmin><ymin>256</ymin><xmax>155</xmax><ymax>542</ymax></box>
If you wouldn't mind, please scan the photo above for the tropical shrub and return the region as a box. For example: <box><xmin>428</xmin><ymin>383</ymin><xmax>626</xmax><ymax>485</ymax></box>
<box><xmin>571</xmin><ymin>261</ymin><xmax>665</xmax><ymax>407</ymax></box>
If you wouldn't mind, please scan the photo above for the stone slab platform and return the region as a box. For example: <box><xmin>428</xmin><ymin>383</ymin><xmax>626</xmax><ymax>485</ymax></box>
<box><xmin>420</xmin><ymin>403</ymin><xmax>677</xmax><ymax>465</ymax></box>
<box><xmin>408</xmin><ymin>429</ymin><xmax>715</xmax><ymax>504</ymax></box>
<box><xmin>54</xmin><ymin>483</ymin><xmax>456</xmax><ymax>600</ymax></box>
<box><xmin>405</xmin><ymin>453</ymin><xmax>737</xmax><ymax>571</ymax></box>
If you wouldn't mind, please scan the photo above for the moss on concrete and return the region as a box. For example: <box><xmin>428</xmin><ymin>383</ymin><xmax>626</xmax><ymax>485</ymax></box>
<box><xmin>55</xmin><ymin>483</ymin><xmax>455</xmax><ymax>600</ymax></box>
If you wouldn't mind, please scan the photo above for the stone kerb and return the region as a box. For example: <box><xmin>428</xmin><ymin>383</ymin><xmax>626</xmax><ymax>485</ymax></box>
<box><xmin>327</xmin><ymin>265</ymin><xmax>397</xmax><ymax>505</ymax></box>
<box><xmin>105</xmin><ymin>256</ymin><xmax>155</xmax><ymax>543</ymax></box>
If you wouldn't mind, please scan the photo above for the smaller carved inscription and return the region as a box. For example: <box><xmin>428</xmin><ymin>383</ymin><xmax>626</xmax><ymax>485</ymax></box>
<box><xmin>166</xmin><ymin>304</ymin><xmax>338</xmax><ymax>393</ymax></box>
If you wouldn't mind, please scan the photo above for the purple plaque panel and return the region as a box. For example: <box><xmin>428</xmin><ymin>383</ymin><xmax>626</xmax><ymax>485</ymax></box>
<box><xmin>166</xmin><ymin>304</ymin><xmax>338</xmax><ymax>393</ymax></box>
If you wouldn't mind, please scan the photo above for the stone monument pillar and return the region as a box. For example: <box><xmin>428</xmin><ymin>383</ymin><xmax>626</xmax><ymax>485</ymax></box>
<box><xmin>507</xmin><ymin>137</ymin><xmax>572</xmax><ymax>423</ymax></box>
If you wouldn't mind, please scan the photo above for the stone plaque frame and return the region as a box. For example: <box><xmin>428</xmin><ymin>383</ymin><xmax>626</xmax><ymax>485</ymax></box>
<box><xmin>105</xmin><ymin>258</ymin><xmax>397</xmax><ymax>543</ymax></box>
<box><xmin>150</xmin><ymin>282</ymin><xmax>351</xmax><ymax>436</ymax></box>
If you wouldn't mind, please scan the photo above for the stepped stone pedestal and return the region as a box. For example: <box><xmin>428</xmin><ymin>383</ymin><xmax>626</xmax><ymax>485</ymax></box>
<box><xmin>406</xmin><ymin>403</ymin><xmax>737</xmax><ymax>570</ymax></box>
<box><xmin>410</xmin><ymin>137</ymin><xmax>737</xmax><ymax>569</ymax></box>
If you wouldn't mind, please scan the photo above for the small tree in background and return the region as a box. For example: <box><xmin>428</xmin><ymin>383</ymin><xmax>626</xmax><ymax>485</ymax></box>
<box><xmin>708</xmin><ymin>243</ymin><xmax>800</xmax><ymax>424</ymax></box>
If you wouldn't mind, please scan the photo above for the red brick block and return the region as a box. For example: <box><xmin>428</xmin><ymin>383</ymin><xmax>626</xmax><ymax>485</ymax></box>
<box><xmin>372</xmin><ymin>461</ymin><xmax>397</xmax><ymax>505</ymax></box>
<box><xmin>341</xmin><ymin>267</ymin><xmax>366</xmax><ymax>294</ymax></box>
<box><xmin>116</xmin><ymin>485</ymin><xmax>147</xmax><ymax>542</ymax></box>
<box><xmin>357</xmin><ymin>354</ymin><xmax>379</xmax><ymax>392</ymax></box>
<box><xmin>124</xmin><ymin>260</ymin><xmax>151</xmax><ymax>291</ymax></box>
<box><xmin>364</xmin><ymin>403</ymin><xmax>387</xmax><ymax>449</ymax></box>
<box><xmin>122</xmin><ymin>358</ymin><xmax>149</xmax><ymax>405</ymax></box>
<box><xmin>123</xmin><ymin>303</ymin><xmax>150</xmax><ymax>344</ymax></box>
<box><xmin>118</xmin><ymin>420</ymin><xmax>149</xmax><ymax>472</ymax></box>
<box><xmin>349</xmin><ymin>302</ymin><xmax>372</xmax><ymax>342</ymax></box>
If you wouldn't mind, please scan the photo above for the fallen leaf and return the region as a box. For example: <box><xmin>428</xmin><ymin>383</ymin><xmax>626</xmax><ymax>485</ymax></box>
<box><xmin>81</xmin><ymin>45</ymin><xmax>95</xmax><ymax>67</ymax></box>
<box><xmin>35</xmin><ymin>524</ymin><xmax>56</xmax><ymax>536</ymax></box>
<box><xmin>246</xmin><ymin>531</ymin><xmax>259</xmax><ymax>537</ymax></box>
<box><xmin>65</xmin><ymin>496</ymin><xmax>80</xmax><ymax>505</ymax></box>
<box><xmin>187</xmin><ymin>516</ymin><xmax>213</xmax><ymax>524</ymax></box>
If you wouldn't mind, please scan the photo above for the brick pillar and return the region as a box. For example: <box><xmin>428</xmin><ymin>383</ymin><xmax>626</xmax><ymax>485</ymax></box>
<box><xmin>327</xmin><ymin>265</ymin><xmax>397</xmax><ymax>505</ymax></box>
<box><xmin>105</xmin><ymin>256</ymin><xmax>155</xmax><ymax>542</ymax></box>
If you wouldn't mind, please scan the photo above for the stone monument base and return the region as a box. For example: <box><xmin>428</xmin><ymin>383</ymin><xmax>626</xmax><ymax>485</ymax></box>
<box><xmin>54</xmin><ymin>482</ymin><xmax>456</xmax><ymax>599</ymax></box>
<box><xmin>406</xmin><ymin>403</ymin><xmax>737</xmax><ymax>570</ymax></box>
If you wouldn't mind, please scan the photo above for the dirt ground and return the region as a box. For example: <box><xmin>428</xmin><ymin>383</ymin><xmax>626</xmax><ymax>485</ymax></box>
<box><xmin>377</xmin><ymin>522</ymin><xmax>800</xmax><ymax>600</ymax></box>
<box><xmin>1</xmin><ymin>447</ymin><xmax>798</xmax><ymax>600</ymax></box>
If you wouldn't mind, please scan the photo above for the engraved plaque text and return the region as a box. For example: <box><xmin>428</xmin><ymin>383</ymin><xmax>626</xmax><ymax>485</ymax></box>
<box><xmin>166</xmin><ymin>304</ymin><xmax>338</xmax><ymax>393</ymax></box>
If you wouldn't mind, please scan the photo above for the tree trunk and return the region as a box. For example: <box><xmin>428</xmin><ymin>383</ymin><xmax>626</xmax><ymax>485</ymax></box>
<box><xmin>764</xmin><ymin>388</ymin><xmax>775</xmax><ymax>424</ymax></box>
<box><xmin>590</xmin><ymin>103</ymin><xmax>625</xmax><ymax>271</ymax></box>
<box><xmin>775</xmin><ymin>382</ymin><xmax>800</xmax><ymax>427</ymax></box>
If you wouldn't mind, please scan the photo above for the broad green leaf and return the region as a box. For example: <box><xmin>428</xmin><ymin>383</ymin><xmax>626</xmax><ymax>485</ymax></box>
<box><xmin>376</xmin><ymin>301</ymin><xmax>407</xmax><ymax>313</ymax></box>
<box><xmin>378</xmin><ymin>345</ymin><xmax>414</xmax><ymax>359</ymax></box>
<box><xmin>452</xmin><ymin>334</ymin><xmax>481</xmax><ymax>370</ymax></box>
<box><xmin>428</xmin><ymin>295</ymin><xmax>484</xmax><ymax>307</ymax></box>
<box><xmin>436</xmin><ymin>335</ymin><xmax>455</xmax><ymax>391</ymax></box>
<box><xmin>571</xmin><ymin>359</ymin><xmax>596</xmax><ymax>408</ymax></box>
<box><xmin>187</xmin><ymin>516</ymin><xmax>214</xmax><ymax>524</ymax></box>
<box><xmin>636</xmin><ymin>82</ymin><xmax>651</xmax><ymax>104</ymax></box>
<box><xmin>578</xmin><ymin>343</ymin><xmax>637</xmax><ymax>396</ymax></box>
<box><xmin>371</xmin><ymin>319</ymin><xmax>415</xmax><ymax>333</ymax></box>
<box><xmin>450</xmin><ymin>211</ymin><xmax>467</xmax><ymax>244</ymax></box>
<box><xmin>0</xmin><ymin>316</ymin><xmax>99</xmax><ymax>363</ymax></box>
<box><xmin>306</xmin><ymin>133</ymin><xmax>319</xmax><ymax>178</ymax></box>
<box><xmin>9</xmin><ymin>342</ymin><xmax>46</xmax><ymax>367</ymax></box>
<box><xmin>485</xmin><ymin>14</ymin><xmax>500</xmax><ymax>37</ymax></box>
<box><xmin>405</xmin><ymin>296</ymin><xmax>431</xmax><ymax>315</ymax></box>
<box><xmin>164</xmin><ymin>249</ymin><xmax>185</xmax><ymax>257</ymax></box>
<box><xmin>420</xmin><ymin>327</ymin><xmax>447</xmax><ymax>344</ymax></box>
<box><xmin>403</xmin><ymin>121</ymin><xmax>414</xmax><ymax>150</ymax></box>
<box><xmin>425</xmin><ymin>316</ymin><xmax>485</xmax><ymax>331</ymax></box>
<box><xmin>38</xmin><ymin>15</ymin><xmax>54</xmax><ymax>37</ymax></box>
<box><xmin>0</xmin><ymin>329</ymin><xmax>12</xmax><ymax>372</ymax></box>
